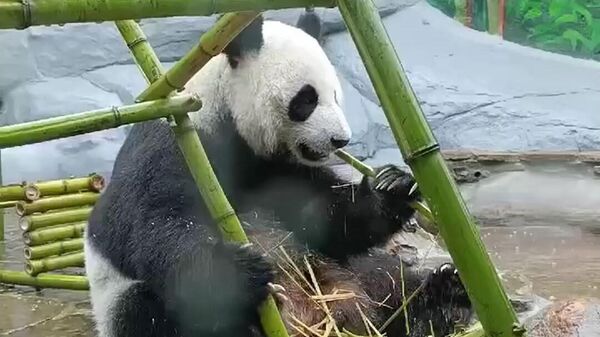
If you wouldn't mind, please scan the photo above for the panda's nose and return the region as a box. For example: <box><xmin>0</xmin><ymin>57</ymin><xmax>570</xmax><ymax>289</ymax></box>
<box><xmin>331</xmin><ymin>137</ymin><xmax>350</xmax><ymax>149</ymax></box>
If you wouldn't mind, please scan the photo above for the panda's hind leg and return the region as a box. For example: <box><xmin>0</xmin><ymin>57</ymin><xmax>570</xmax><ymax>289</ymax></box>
<box><xmin>347</xmin><ymin>251</ymin><xmax>473</xmax><ymax>337</ymax></box>
<box><xmin>111</xmin><ymin>282</ymin><xmax>179</xmax><ymax>337</ymax></box>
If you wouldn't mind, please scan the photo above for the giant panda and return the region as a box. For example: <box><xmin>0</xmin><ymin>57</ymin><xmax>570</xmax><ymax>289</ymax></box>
<box><xmin>84</xmin><ymin>10</ymin><xmax>472</xmax><ymax>337</ymax></box>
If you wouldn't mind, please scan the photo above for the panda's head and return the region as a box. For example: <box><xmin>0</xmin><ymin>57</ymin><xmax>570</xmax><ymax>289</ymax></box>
<box><xmin>220</xmin><ymin>13</ymin><xmax>352</xmax><ymax>166</ymax></box>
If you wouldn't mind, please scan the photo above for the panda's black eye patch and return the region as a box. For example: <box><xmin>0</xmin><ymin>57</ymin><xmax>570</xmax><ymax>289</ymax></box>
<box><xmin>288</xmin><ymin>84</ymin><xmax>318</xmax><ymax>122</ymax></box>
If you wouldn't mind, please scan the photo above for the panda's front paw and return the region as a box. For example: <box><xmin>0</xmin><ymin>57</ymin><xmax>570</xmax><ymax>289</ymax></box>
<box><xmin>231</xmin><ymin>243</ymin><xmax>276</xmax><ymax>307</ymax></box>
<box><xmin>371</xmin><ymin>164</ymin><xmax>421</xmax><ymax>203</ymax></box>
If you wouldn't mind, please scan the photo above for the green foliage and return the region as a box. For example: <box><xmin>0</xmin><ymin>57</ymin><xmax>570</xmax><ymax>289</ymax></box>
<box><xmin>428</xmin><ymin>0</ymin><xmax>457</xmax><ymax>18</ymax></box>
<box><xmin>506</xmin><ymin>0</ymin><xmax>600</xmax><ymax>58</ymax></box>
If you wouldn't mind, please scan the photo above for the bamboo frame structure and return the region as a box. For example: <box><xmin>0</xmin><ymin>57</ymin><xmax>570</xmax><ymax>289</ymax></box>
<box><xmin>115</xmin><ymin>15</ymin><xmax>289</xmax><ymax>337</ymax></box>
<box><xmin>0</xmin><ymin>0</ymin><xmax>336</xmax><ymax>29</ymax></box>
<box><xmin>337</xmin><ymin>1</ymin><xmax>521</xmax><ymax>336</ymax></box>
<box><xmin>0</xmin><ymin>1</ymin><xmax>522</xmax><ymax>336</ymax></box>
<box><xmin>0</xmin><ymin>94</ymin><xmax>202</xmax><ymax>149</ymax></box>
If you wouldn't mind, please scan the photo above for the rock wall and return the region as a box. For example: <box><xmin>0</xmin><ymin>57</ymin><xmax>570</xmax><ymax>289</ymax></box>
<box><xmin>0</xmin><ymin>0</ymin><xmax>598</xmax><ymax>183</ymax></box>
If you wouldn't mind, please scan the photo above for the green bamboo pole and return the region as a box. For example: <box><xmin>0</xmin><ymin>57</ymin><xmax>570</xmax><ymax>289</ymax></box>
<box><xmin>0</xmin><ymin>149</ymin><xmax>3</xmax><ymax>241</ymax></box>
<box><xmin>23</xmin><ymin>222</ymin><xmax>86</xmax><ymax>246</ymax></box>
<box><xmin>24</xmin><ymin>238</ymin><xmax>84</xmax><ymax>260</ymax></box>
<box><xmin>0</xmin><ymin>269</ymin><xmax>89</xmax><ymax>290</ymax></box>
<box><xmin>116</xmin><ymin>15</ymin><xmax>289</xmax><ymax>337</ymax></box>
<box><xmin>19</xmin><ymin>208</ymin><xmax>91</xmax><ymax>232</ymax></box>
<box><xmin>25</xmin><ymin>251</ymin><xmax>85</xmax><ymax>276</ymax></box>
<box><xmin>26</xmin><ymin>174</ymin><xmax>105</xmax><ymax>201</ymax></box>
<box><xmin>0</xmin><ymin>201</ymin><xmax>16</xmax><ymax>208</ymax></box>
<box><xmin>0</xmin><ymin>0</ymin><xmax>335</xmax><ymax>29</ymax></box>
<box><xmin>0</xmin><ymin>94</ymin><xmax>201</xmax><ymax>149</ymax></box>
<box><xmin>137</xmin><ymin>12</ymin><xmax>266</xmax><ymax>100</ymax></box>
<box><xmin>0</xmin><ymin>175</ymin><xmax>104</xmax><ymax>202</ymax></box>
<box><xmin>336</xmin><ymin>2</ymin><xmax>521</xmax><ymax>337</ymax></box>
<box><xmin>451</xmin><ymin>323</ymin><xmax>485</xmax><ymax>337</ymax></box>
<box><xmin>15</xmin><ymin>192</ymin><xmax>99</xmax><ymax>216</ymax></box>
<box><xmin>0</xmin><ymin>183</ymin><xmax>30</xmax><ymax>201</ymax></box>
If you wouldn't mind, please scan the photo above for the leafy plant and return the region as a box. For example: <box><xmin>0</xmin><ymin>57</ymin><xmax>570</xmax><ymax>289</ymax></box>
<box><xmin>506</xmin><ymin>0</ymin><xmax>600</xmax><ymax>58</ymax></box>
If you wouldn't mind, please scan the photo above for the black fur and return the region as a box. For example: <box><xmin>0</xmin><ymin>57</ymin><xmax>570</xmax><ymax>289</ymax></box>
<box><xmin>288</xmin><ymin>84</ymin><xmax>319</xmax><ymax>122</ymax></box>
<box><xmin>223</xmin><ymin>15</ymin><xmax>264</xmax><ymax>68</ymax></box>
<box><xmin>296</xmin><ymin>8</ymin><xmax>322</xmax><ymax>41</ymax></box>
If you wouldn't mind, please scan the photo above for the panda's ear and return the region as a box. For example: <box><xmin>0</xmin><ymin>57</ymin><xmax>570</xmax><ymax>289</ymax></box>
<box><xmin>296</xmin><ymin>8</ymin><xmax>322</xmax><ymax>41</ymax></box>
<box><xmin>223</xmin><ymin>15</ymin><xmax>264</xmax><ymax>68</ymax></box>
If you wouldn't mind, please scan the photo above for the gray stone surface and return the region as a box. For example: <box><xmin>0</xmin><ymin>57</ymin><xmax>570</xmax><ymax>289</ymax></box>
<box><xmin>0</xmin><ymin>0</ymin><xmax>599</xmax><ymax>183</ymax></box>
<box><xmin>324</xmin><ymin>1</ymin><xmax>600</xmax><ymax>156</ymax></box>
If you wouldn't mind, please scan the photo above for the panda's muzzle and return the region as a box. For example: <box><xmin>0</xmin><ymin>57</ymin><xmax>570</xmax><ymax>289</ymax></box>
<box><xmin>299</xmin><ymin>143</ymin><xmax>328</xmax><ymax>161</ymax></box>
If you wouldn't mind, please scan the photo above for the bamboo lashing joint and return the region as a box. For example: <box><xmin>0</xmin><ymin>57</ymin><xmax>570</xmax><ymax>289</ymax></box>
<box><xmin>20</xmin><ymin>0</ymin><xmax>32</xmax><ymax>29</ymax></box>
<box><xmin>404</xmin><ymin>143</ymin><xmax>440</xmax><ymax>164</ymax></box>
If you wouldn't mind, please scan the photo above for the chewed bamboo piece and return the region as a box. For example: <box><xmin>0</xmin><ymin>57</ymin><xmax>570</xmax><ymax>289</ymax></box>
<box><xmin>335</xmin><ymin>149</ymin><xmax>435</xmax><ymax>225</ymax></box>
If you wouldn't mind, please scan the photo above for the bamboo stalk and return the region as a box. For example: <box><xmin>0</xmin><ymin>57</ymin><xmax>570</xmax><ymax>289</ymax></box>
<box><xmin>116</xmin><ymin>16</ymin><xmax>290</xmax><ymax>337</ymax></box>
<box><xmin>0</xmin><ymin>269</ymin><xmax>89</xmax><ymax>290</ymax></box>
<box><xmin>24</xmin><ymin>238</ymin><xmax>84</xmax><ymax>260</ymax></box>
<box><xmin>0</xmin><ymin>201</ymin><xmax>16</xmax><ymax>208</ymax></box>
<box><xmin>20</xmin><ymin>208</ymin><xmax>91</xmax><ymax>232</ymax></box>
<box><xmin>335</xmin><ymin>149</ymin><xmax>436</xmax><ymax>224</ymax></box>
<box><xmin>15</xmin><ymin>192</ymin><xmax>99</xmax><ymax>216</ymax></box>
<box><xmin>336</xmin><ymin>2</ymin><xmax>521</xmax><ymax>337</ymax></box>
<box><xmin>0</xmin><ymin>94</ymin><xmax>202</xmax><ymax>149</ymax></box>
<box><xmin>0</xmin><ymin>0</ymin><xmax>336</xmax><ymax>29</ymax></box>
<box><xmin>137</xmin><ymin>12</ymin><xmax>262</xmax><ymax>100</ymax></box>
<box><xmin>26</xmin><ymin>174</ymin><xmax>105</xmax><ymax>200</ymax></box>
<box><xmin>25</xmin><ymin>252</ymin><xmax>85</xmax><ymax>276</ymax></box>
<box><xmin>1</xmin><ymin>175</ymin><xmax>104</xmax><ymax>202</ymax></box>
<box><xmin>23</xmin><ymin>222</ymin><xmax>86</xmax><ymax>246</ymax></box>
<box><xmin>0</xmin><ymin>183</ymin><xmax>29</xmax><ymax>201</ymax></box>
<box><xmin>0</xmin><ymin>149</ymin><xmax>3</xmax><ymax>241</ymax></box>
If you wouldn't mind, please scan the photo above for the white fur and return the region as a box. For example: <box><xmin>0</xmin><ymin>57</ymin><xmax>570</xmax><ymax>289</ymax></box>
<box><xmin>84</xmin><ymin>231</ymin><xmax>138</xmax><ymax>337</ymax></box>
<box><xmin>183</xmin><ymin>20</ymin><xmax>351</xmax><ymax>166</ymax></box>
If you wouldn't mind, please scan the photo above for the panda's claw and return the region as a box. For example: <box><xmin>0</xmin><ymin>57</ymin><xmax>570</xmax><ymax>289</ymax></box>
<box><xmin>375</xmin><ymin>166</ymin><xmax>395</xmax><ymax>179</ymax></box>
<box><xmin>268</xmin><ymin>282</ymin><xmax>286</xmax><ymax>294</ymax></box>
<box><xmin>408</xmin><ymin>182</ymin><xmax>418</xmax><ymax>197</ymax></box>
<box><xmin>386</xmin><ymin>177</ymin><xmax>404</xmax><ymax>192</ymax></box>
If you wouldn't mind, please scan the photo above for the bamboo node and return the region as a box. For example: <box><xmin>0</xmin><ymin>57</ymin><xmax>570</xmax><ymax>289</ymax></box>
<box><xmin>24</xmin><ymin>184</ymin><xmax>40</xmax><ymax>201</ymax></box>
<box><xmin>126</xmin><ymin>36</ymin><xmax>148</xmax><ymax>49</ymax></box>
<box><xmin>111</xmin><ymin>106</ymin><xmax>123</xmax><ymax>126</ymax></box>
<box><xmin>164</xmin><ymin>74</ymin><xmax>183</xmax><ymax>92</ymax></box>
<box><xmin>20</xmin><ymin>0</ymin><xmax>32</xmax><ymax>29</ymax></box>
<box><xmin>215</xmin><ymin>209</ymin><xmax>237</xmax><ymax>225</ymax></box>
<box><xmin>405</xmin><ymin>143</ymin><xmax>440</xmax><ymax>164</ymax></box>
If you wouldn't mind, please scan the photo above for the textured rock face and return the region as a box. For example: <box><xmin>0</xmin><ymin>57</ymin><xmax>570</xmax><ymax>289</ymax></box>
<box><xmin>1</xmin><ymin>1</ymin><xmax>599</xmax><ymax>183</ymax></box>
